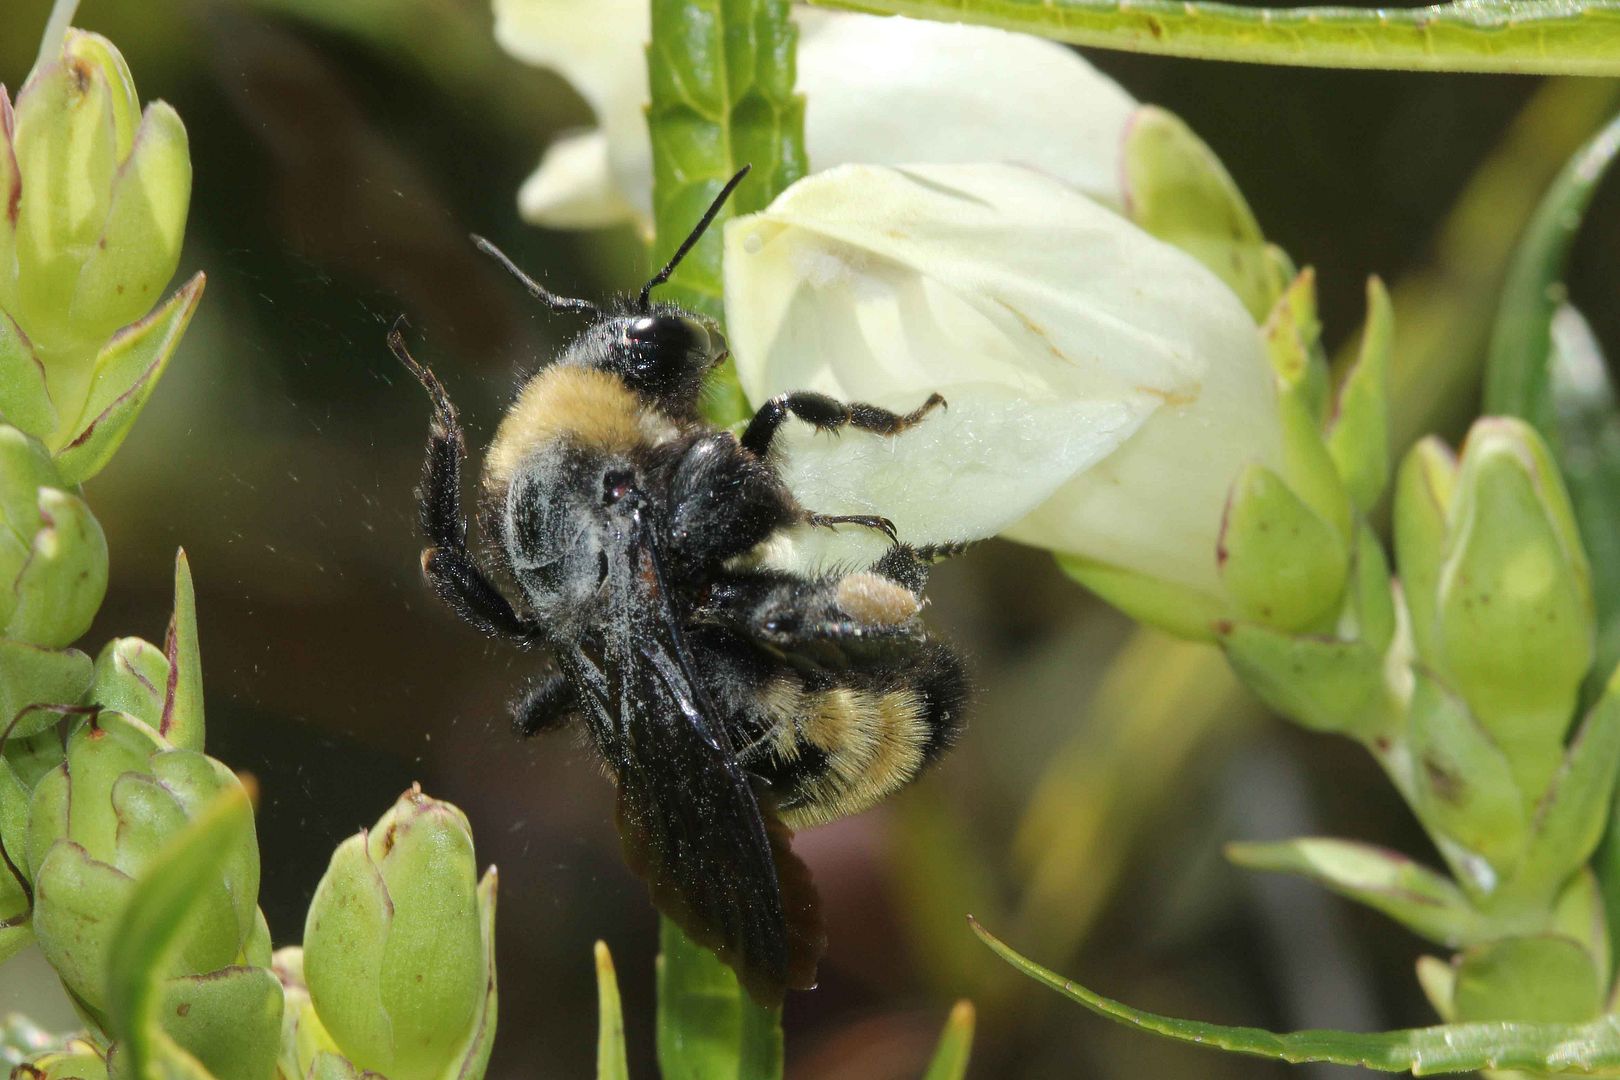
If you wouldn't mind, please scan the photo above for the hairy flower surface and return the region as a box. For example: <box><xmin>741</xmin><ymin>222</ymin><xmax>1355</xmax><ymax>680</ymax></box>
<box><xmin>723</xmin><ymin>162</ymin><xmax>1284</xmax><ymax>595</ymax></box>
<box><xmin>494</xmin><ymin>1</ymin><xmax>1136</xmax><ymax>230</ymax></box>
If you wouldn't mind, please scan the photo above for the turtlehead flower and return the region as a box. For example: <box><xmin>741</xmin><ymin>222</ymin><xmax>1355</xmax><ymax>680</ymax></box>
<box><xmin>493</xmin><ymin>1</ymin><xmax>1137</xmax><ymax>230</ymax></box>
<box><xmin>302</xmin><ymin>786</ymin><xmax>498</xmax><ymax>1080</ymax></box>
<box><xmin>723</xmin><ymin>163</ymin><xmax>1285</xmax><ymax>618</ymax></box>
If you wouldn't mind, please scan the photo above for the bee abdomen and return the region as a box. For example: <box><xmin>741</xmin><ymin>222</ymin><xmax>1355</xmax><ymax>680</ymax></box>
<box><xmin>755</xmin><ymin>643</ymin><xmax>965</xmax><ymax>829</ymax></box>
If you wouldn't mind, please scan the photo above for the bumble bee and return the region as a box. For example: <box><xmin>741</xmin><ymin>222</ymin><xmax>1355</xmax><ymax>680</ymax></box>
<box><xmin>392</xmin><ymin>167</ymin><xmax>967</xmax><ymax>1005</ymax></box>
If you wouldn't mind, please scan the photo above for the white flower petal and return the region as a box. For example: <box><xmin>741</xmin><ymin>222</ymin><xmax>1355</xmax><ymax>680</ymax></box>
<box><xmin>493</xmin><ymin>0</ymin><xmax>647</xmax><ymax>127</ymax></box>
<box><xmin>724</xmin><ymin>163</ymin><xmax>1283</xmax><ymax>592</ymax></box>
<box><xmin>517</xmin><ymin>128</ymin><xmax>638</xmax><ymax>229</ymax></box>
<box><xmin>493</xmin><ymin>5</ymin><xmax>1138</xmax><ymax>232</ymax></box>
<box><xmin>797</xmin><ymin>11</ymin><xmax>1135</xmax><ymax>209</ymax></box>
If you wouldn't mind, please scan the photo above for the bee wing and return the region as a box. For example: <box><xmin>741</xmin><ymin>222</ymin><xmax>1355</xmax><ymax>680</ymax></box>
<box><xmin>613</xmin><ymin>638</ymin><xmax>824</xmax><ymax>1004</ymax></box>
<box><xmin>567</xmin><ymin>508</ymin><xmax>825</xmax><ymax>1005</ymax></box>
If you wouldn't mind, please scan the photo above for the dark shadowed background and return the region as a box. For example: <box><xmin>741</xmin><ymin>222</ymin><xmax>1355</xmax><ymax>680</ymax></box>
<box><xmin>3</xmin><ymin>2</ymin><xmax>1618</xmax><ymax>1076</ymax></box>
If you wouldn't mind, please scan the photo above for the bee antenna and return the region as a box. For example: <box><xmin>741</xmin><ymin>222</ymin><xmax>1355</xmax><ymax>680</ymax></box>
<box><xmin>639</xmin><ymin>164</ymin><xmax>751</xmax><ymax>312</ymax></box>
<box><xmin>471</xmin><ymin>235</ymin><xmax>601</xmax><ymax>317</ymax></box>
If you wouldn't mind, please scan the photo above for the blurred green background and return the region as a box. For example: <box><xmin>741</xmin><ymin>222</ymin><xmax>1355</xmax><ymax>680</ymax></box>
<box><xmin>3</xmin><ymin>2</ymin><xmax>1618</xmax><ymax>1076</ymax></box>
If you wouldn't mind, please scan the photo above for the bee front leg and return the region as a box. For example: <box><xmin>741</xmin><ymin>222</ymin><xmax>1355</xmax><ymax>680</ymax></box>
<box><xmin>390</xmin><ymin>324</ymin><xmax>542</xmax><ymax>643</ymax></box>
<box><xmin>741</xmin><ymin>391</ymin><xmax>945</xmax><ymax>459</ymax></box>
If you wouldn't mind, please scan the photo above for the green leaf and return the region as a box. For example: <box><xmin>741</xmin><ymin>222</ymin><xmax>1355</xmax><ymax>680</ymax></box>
<box><xmin>806</xmin><ymin>0</ymin><xmax>1620</xmax><ymax>74</ymax></box>
<box><xmin>595</xmin><ymin>941</ymin><xmax>629</xmax><ymax>1080</ymax></box>
<box><xmin>921</xmin><ymin>1001</ymin><xmax>975</xmax><ymax>1080</ymax></box>
<box><xmin>656</xmin><ymin>917</ymin><xmax>782</xmax><ymax>1080</ymax></box>
<box><xmin>1328</xmin><ymin>277</ymin><xmax>1395</xmax><ymax>514</ymax></box>
<box><xmin>1546</xmin><ymin>304</ymin><xmax>1620</xmax><ymax>701</ymax></box>
<box><xmin>160</xmin><ymin>549</ymin><xmax>204</xmax><ymax>752</ymax></box>
<box><xmin>1510</xmin><ymin>668</ymin><xmax>1620</xmax><ymax>902</ymax></box>
<box><xmin>1405</xmin><ymin>670</ymin><xmax>1527</xmax><ymax>887</ymax></box>
<box><xmin>646</xmin><ymin>0</ymin><xmax>807</xmax><ymax>427</ymax></box>
<box><xmin>646</xmin><ymin>0</ymin><xmax>805</xmax><ymax>322</ymax></box>
<box><xmin>52</xmin><ymin>272</ymin><xmax>204</xmax><ymax>485</ymax></box>
<box><xmin>1225</xmin><ymin>838</ymin><xmax>1485</xmax><ymax>948</ymax></box>
<box><xmin>1484</xmin><ymin>111</ymin><xmax>1620</xmax><ymax>432</ymax></box>
<box><xmin>1261</xmin><ymin>269</ymin><xmax>1329</xmax><ymax>424</ymax></box>
<box><xmin>971</xmin><ymin>916</ymin><xmax>1620</xmax><ymax>1074</ymax></box>
<box><xmin>105</xmin><ymin>787</ymin><xmax>255</xmax><ymax>1080</ymax></box>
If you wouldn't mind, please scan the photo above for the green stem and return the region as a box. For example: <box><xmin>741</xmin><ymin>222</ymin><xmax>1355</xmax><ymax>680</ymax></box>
<box><xmin>808</xmin><ymin>0</ymin><xmax>1620</xmax><ymax>74</ymax></box>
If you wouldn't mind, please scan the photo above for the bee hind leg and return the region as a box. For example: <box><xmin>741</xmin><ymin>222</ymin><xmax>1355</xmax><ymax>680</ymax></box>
<box><xmin>741</xmin><ymin>391</ymin><xmax>945</xmax><ymax>458</ymax></box>
<box><xmin>511</xmin><ymin>673</ymin><xmax>576</xmax><ymax>738</ymax></box>
<box><xmin>869</xmin><ymin>541</ymin><xmax>973</xmax><ymax>594</ymax></box>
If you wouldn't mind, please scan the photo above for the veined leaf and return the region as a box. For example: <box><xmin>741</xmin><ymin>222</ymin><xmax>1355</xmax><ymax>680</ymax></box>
<box><xmin>1484</xmin><ymin>111</ymin><xmax>1620</xmax><ymax>433</ymax></box>
<box><xmin>656</xmin><ymin>918</ymin><xmax>783</xmax><ymax>1080</ymax></box>
<box><xmin>1225</xmin><ymin>837</ymin><xmax>1486</xmax><ymax>948</ymax></box>
<box><xmin>973</xmin><ymin>917</ymin><xmax>1620</xmax><ymax>1075</ymax></box>
<box><xmin>646</xmin><ymin>0</ymin><xmax>805</xmax><ymax>321</ymax></box>
<box><xmin>647</xmin><ymin>0</ymin><xmax>806</xmax><ymax>427</ymax></box>
<box><xmin>807</xmin><ymin>0</ymin><xmax>1620</xmax><ymax>74</ymax></box>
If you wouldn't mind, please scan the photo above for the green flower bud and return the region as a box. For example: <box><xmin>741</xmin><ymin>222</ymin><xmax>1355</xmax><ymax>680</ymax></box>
<box><xmin>26</xmin><ymin>710</ymin><xmax>262</xmax><ymax>1027</ymax></box>
<box><xmin>1396</xmin><ymin>419</ymin><xmax>1594</xmax><ymax>805</ymax></box>
<box><xmin>0</xmin><ymin>31</ymin><xmax>189</xmax><ymax>357</ymax></box>
<box><xmin>304</xmin><ymin>786</ymin><xmax>497</xmax><ymax>1080</ymax></box>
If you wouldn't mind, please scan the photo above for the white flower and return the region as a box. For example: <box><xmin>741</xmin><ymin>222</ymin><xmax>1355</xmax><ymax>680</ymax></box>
<box><xmin>492</xmin><ymin>1</ymin><xmax>1138</xmax><ymax>231</ymax></box>
<box><xmin>722</xmin><ymin>163</ymin><xmax>1286</xmax><ymax>600</ymax></box>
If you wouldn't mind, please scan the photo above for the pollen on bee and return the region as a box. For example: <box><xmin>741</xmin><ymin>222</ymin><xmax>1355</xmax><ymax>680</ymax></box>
<box><xmin>835</xmin><ymin>572</ymin><xmax>921</xmax><ymax>628</ymax></box>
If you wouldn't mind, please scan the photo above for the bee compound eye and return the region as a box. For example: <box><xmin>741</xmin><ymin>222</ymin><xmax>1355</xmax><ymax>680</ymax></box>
<box><xmin>602</xmin><ymin>469</ymin><xmax>636</xmax><ymax>505</ymax></box>
<box><xmin>625</xmin><ymin>315</ymin><xmax>710</xmax><ymax>358</ymax></box>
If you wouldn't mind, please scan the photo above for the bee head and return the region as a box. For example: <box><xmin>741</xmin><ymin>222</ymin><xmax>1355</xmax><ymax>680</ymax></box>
<box><xmin>575</xmin><ymin>307</ymin><xmax>724</xmax><ymax>417</ymax></box>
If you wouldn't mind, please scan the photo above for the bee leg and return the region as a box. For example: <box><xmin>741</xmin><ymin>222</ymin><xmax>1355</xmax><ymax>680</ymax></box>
<box><xmin>741</xmin><ymin>391</ymin><xmax>945</xmax><ymax>458</ymax></box>
<box><xmin>390</xmin><ymin>322</ymin><xmax>541</xmax><ymax>643</ymax></box>
<box><xmin>869</xmin><ymin>542</ymin><xmax>973</xmax><ymax>594</ymax></box>
<box><xmin>511</xmin><ymin>673</ymin><xmax>576</xmax><ymax>738</ymax></box>
<box><xmin>804</xmin><ymin>512</ymin><xmax>898</xmax><ymax>543</ymax></box>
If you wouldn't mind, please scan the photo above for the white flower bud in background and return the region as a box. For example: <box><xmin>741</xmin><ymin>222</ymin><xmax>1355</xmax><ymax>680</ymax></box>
<box><xmin>722</xmin><ymin>162</ymin><xmax>1285</xmax><ymax>600</ymax></box>
<box><xmin>493</xmin><ymin>1</ymin><xmax>1137</xmax><ymax>231</ymax></box>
